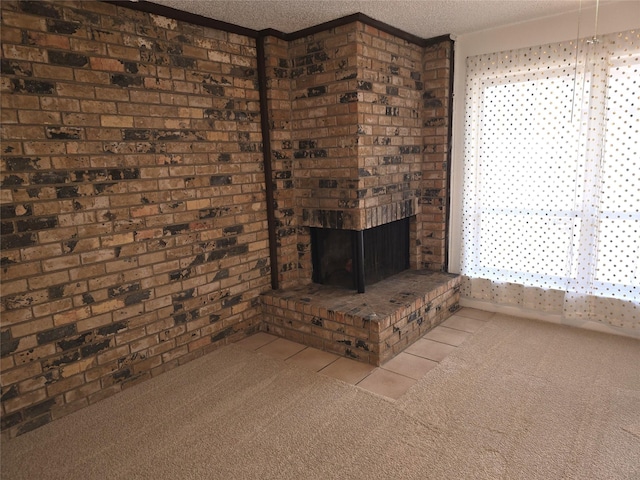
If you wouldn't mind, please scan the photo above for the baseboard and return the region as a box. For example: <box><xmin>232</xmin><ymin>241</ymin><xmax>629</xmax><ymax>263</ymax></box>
<box><xmin>460</xmin><ymin>297</ymin><xmax>640</xmax><ymax>340</ymax></box>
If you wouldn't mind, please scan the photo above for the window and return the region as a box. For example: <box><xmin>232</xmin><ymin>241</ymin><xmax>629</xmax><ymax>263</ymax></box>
<box><xmin>461</xmin><ymin>30</ymin><xmax>639</xmax><ymax>313</ymax></box>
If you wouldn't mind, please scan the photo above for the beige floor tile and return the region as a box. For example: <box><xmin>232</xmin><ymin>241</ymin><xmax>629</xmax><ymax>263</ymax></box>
<box><xmin>256</xmin><ymin>337</ymin><xmax>307</xmax><ymax>360</ymax></box>
<box><xmin>381</xmin><ymin>352</ymin><xmax>438</xmax><ymax>380</ymax></box>
<box><xmin>456</xmin><ymin>307</ymin><xmax>495</xmax><ymax>321</ymax></box>
<box><xmin>234</xmin><ymin>332</ymin><xmax>278</xmax><ymax>351</ymax></box>
<box><xmin>405</xmin><ymin>338</ymin><xmax>457</xmax><ymax>362</ymax></box>
<box><xmin>357</xmin><ymin>369</ymin><xmax>416</xmax><ymax>400</ymax></box>
<box><xmin>442</xmin><ymin>315</ymin><xmax>487</xmax><ymax>333</ymax></box>
<box><xmin>286</xmin><ymin>347</ymin><xmax>339</xmax><ymax>372</ymax></box>
<box><xmin>424</xmin><ymin>326</ymin><xmax>472</xmax><ymax>346</ymax></box>
<box><xmin>319</xmin><ymin>357</ymin><xmax>376</xmax><ymax>385</ymax></box>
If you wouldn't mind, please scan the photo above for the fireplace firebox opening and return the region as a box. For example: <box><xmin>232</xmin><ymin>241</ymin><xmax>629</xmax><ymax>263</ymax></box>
<box><xmin>311</xmin><ymin>217</ymin><xmax>410</xmax><ymax>293</ymax></box>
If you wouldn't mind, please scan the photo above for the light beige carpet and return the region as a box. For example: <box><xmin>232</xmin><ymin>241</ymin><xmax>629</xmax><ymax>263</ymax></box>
<box><xmin>2</xmin><ymin>314</ymin><xmax>639</xmax><ymax>479</ymax></box>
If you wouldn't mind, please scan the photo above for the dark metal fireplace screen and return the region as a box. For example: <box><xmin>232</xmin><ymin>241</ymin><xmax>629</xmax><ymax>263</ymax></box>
<box><xmin>311</xmin><ymin>217</ymin><xmax>410</xmax><ymax>293</ymax></box>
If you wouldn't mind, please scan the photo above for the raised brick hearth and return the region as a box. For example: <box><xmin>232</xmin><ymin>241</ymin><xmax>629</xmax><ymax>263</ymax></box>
<box><xmin>262</xmin><ymin>271</ymin><xmax>460</xmax><ymax>366</ymax></box>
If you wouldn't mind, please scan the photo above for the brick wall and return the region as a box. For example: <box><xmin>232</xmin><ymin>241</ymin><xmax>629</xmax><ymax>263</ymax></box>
<box><xmin>419</xmin><ymin>40</ymin><xmax>452</xmax><ymax>271</ymax></box>
<box><xmin>1</xmin><ymin>0</ymin><xmax>270</xmax><ymax>437</ymax></box>
<box><xmin>262</xmin><ymin>36</ymin><xmax>303</xmax><ymax>289</ymax></box>
<box><xmin>1</xmin><ymin>1</ymin><xmax>454</xmax><ymax>437</ymax></box>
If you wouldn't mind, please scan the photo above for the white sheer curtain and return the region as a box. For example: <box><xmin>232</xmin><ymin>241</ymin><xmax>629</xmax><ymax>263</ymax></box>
<box><xmin>460</xmin><ymin>29</ymin><xmax>639</xmax><ymax>335</ymax></box>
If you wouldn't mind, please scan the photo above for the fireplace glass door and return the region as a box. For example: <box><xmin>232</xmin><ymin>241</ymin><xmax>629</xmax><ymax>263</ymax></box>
<box><xmin>311</xmin><ymin>217</ymin><xmax>410</xmax><ymax>292</ymax></box>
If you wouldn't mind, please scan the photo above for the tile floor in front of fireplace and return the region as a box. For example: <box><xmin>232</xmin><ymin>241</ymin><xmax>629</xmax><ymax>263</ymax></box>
<box><xmin>236</xmin><ymin>308</ymin><xmax>495</xmax><ymax>400</ymax></box>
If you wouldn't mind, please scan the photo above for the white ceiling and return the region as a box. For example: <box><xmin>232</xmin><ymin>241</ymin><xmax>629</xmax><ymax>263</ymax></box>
<box><xmin>146</xmin><ymin>0</ymin><xmax>604</xmax><ymax>39</ymax></box>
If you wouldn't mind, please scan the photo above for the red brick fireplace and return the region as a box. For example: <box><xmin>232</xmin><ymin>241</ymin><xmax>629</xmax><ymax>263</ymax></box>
<box><xmin>259</xmin><ymin>20</ymin><xmax>460</xmax><ymax>365</ymax></box>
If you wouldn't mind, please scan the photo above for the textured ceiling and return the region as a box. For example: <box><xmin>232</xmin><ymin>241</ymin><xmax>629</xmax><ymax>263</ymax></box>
<box><xmin>145</xmin><ymin>0</ymin><xmax>601</xmax><ymax>38</ymax></box>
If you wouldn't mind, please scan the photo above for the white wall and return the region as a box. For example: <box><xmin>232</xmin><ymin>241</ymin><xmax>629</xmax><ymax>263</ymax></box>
<box><xmin>448</xmin><ymin>0</ymin><xmax>640</xmax><ymax>273</ymax></box>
